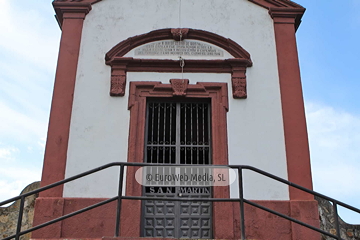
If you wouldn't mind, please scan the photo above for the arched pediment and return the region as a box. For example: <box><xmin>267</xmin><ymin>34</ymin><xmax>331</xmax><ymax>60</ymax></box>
<box><xmin>105</xmin><ymin>28</ymin><xmax>252</xmax><ymax>99</ymax></box>
<box><xmin>105</xmin><ymin>28</ymin><xmax>252</xmax><ymax>63</ymax></box>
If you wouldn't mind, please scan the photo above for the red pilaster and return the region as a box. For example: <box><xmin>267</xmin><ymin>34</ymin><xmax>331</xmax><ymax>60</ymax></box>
<box><xmin>39</xmin><ymin>2</ymin><xmax>91</xmax><ymax>197</ymax></box>
<box><xmin>270</xmin><ymin>7</ymin><xmax>314</xmax><ymax>200</ymax></box>
<box><xmin>33</xmin><ymin>3</ymin><xmax>91</xmax><ymax>237</ymax></box>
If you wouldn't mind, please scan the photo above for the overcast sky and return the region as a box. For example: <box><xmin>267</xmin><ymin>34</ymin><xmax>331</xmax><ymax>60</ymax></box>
<box><xmin>0</xmin><ymin>0</ymin><xmax>359</xmax><ymax>223</ymax></box>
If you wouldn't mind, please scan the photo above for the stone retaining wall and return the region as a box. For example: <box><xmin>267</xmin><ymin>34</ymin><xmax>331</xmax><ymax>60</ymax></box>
<box><xmin>316</xmin><ymin>196</ymin><xmax>360</xmax><ymax>240</ymax></box>
<box><xmin>0</xmin><ymin>182</ymin><xmax>40</xmax><ymax>240</ymax></box>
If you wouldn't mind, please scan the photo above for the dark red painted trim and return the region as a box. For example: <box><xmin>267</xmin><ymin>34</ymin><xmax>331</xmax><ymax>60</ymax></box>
<box><xmin>32</xmin><ymin>197</ymin><xmax>64</xmax><ymax>238</ymax></box>
<box><xmin>54</xmin><ymin>0</ymin><xmax>305</xmax><ymax>13</ymax></box>
<box><xmin>124</xmin><ymin>81</ymin><xmax>231</xmax><ymax>238</ymax></box>
<box><xmin>53</xmin><ymin>1</ymin><xmax>92</xmax><ymax>29</ymax></box>
<box><xmin>233</xmin><ymin>200</ymin><xmax>320</xmax><ymax>240</ymax></box>
<box><xmin>39</xmin><ymin>5</ymin><xmax>90</xmax><ymax>198</ymax></box>
<box><xmin>249</xmin><ymin>0</ymin><xmax>305</xmax><ymax>30</ymax></box>
<box><xmin>108</xmin><ymin>58</ymin><xmax>249</xmax><ymax>98</ymax></box>
<box><xmin>53</xmin><ymin>0</ymin><xmax>305</xmax><ymax>30</ymax></box>
<box><xmin>103</xmin><ymin>238</ymin><xmax>174</xmax><ymax>240</ymax></box>
<box><xmin>105</xmin><ymin>29</ymin><xmax>252</xmax><ymax>98</ymax></box>
<box><xmin>32</xmin><ymin>198</ymin><xmax>117</xmax><ymax>238</ymax></box>
<box><xmin>105</xmin><ymin>28</ymin><xmax>253</xmax><ymax>61</ymax></box>
<box><xmin>270</xmin><ymin>7</ymin><xmax>305</xmax><ymax>31</ymax></box>
<box><xmin>273</xmin><ymin>11</ymin><xmax>313</xmax><ymax>200</ymax></box>
<box><xmin>54</xmin><ymin>0</ymin><xmax>102</xmax><ymax>4</ymax></box>
<box><xmin>126</xmin><ymin>80</ymin><xmax>229</xmax><ymax>171</ymax></box>
<box><xmin>108</xmin><ymin>58</ymin><xmax>251</xmax><ymax>72</ymax></box>
<box><xmin>249</xmin><ymin>0</ymin><xmax>304</xmax><ymax>9</ymax></box>
<box><xmin>32</xmin><ymin>197</ymin><xmax>319</xmax><ymax>239</ymax></box>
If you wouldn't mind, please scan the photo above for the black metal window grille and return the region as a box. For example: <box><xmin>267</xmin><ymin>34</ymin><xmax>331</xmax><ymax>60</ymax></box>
<box><xmin>144</xmin><ymin>101</ymin><xmax>211</xmax><ymax>165</ymax></box>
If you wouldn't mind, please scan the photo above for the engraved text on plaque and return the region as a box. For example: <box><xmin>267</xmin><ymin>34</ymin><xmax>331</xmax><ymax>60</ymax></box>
<box><xmin>135</xmin><ymin>40</ymin><xmax>224</xmax><ymax>57</ymax></box>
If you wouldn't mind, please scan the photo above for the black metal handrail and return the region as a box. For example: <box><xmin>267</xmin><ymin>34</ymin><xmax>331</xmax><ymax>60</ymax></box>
<box><xmin>1</xmin><ymin>162</ymin><xmax>359</xmax><ymax>240</ymax></box>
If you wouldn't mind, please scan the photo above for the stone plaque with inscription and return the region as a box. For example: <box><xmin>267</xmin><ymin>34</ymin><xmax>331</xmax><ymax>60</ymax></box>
<box><xmin>135</xmin><ymin>40</ymin><xmax>224</xmax><ymax>57</ymax></box>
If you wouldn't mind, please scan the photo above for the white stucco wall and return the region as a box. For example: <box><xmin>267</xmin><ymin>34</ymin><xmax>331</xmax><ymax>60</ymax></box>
<box><xmin>63</xmin><ymin>0</ymin><xmax>289</xmax><ymax>200</ymax></box>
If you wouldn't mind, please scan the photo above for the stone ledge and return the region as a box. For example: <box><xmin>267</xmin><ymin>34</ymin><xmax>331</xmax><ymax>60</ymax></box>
<box><xmin>316</xmin><ymin>196</ymin><xmax>360</xmax><ymax>240</ymax></box>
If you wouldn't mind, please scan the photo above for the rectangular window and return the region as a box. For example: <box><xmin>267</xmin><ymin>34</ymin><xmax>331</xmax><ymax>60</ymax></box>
<box><xmin>144</xmin><ymin>100</ymin><xmax>211</xmax><ymax>164</ymax></box>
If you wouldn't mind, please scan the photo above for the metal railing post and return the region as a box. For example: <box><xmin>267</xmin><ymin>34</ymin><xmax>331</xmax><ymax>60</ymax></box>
<box><xmin>333</xmin><ymin>202</ymin><xmax>341</xmax><ymax>240</ymax></box>
<box><xmin>15</xmin><ymin>196</ymin><xmax>25</xmax><ymax>240</ymax></box>
<box><xmin>115</xmin><ymin>164</ymin><xmax>125</xmax><ymax>237</ymax></box>
<box><xmin>238</xmin><ymin>167</ymin><xmax>246</xmax><ymax>240</ymax></box>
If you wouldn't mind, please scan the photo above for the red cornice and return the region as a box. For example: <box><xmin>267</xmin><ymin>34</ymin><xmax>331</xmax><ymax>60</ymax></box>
<box><xmin>55</xmin><ymin>0</ymin><xmax>303</xmax><ymax>9</ymax></box>
<box><xmin>128</xmin><ymin>81</ymin><xmax>229</xmax><ymax>111</ymax></box>
<box><xmin>53</xmin><ymin>1</ymin><xmax>92</xmax><ymax>28</ymax></box>
<box><xmin>248</xmin><ymin>0</ymin><xmax>305</xmax><ymax>30</ymax></box>
<box><xmin>53</xmin><ymin>0</ymin><xmax>102</xmax><ymax>4</ymax></box>
<box><xmin>53</xmin><ymin>0</ymin><xmax>305</xmax><ymax>29</ymax></box>
<box><xmin>249</xmin><ymin>0</ymin><xmax>304</xmax><ymax>9</ymax></box>
<box><xmin>108</xmin><ymin>58</ymin><xmax>251</xmax><ymax>73</ymax></box>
